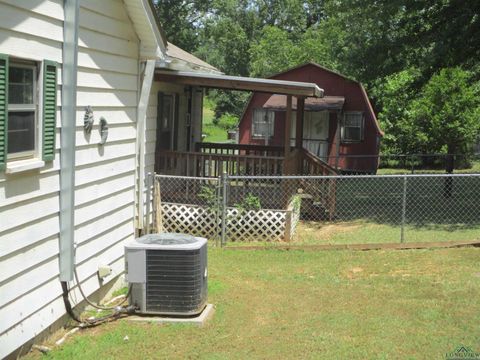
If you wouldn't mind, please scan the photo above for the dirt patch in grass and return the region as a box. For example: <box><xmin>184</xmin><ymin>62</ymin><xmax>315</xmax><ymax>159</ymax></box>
<box><xmin>294</xmin><ymin>221</ymin><xmax>363</xmax><ymax>242</ymax></box>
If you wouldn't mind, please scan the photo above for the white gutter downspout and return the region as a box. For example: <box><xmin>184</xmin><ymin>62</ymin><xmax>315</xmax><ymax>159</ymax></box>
<box><xmin>136</xmin><ymin>60</ymin><xmax>156</xmax><ymax>231</ymax></box>
<box><xmin>59</xmin><ymin>0</ymin><xmax>79</xmax><ymax>281</ymax></box>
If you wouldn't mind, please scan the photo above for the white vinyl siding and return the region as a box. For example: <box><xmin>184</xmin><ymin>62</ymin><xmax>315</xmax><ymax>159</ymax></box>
<box><xmin>139</xmin><ymin>81</ymin><xmax>190</xmax><ymax>224</ymax></box>
<box><xmin>0</xmin><ymin>1</ymin><xmax>141</xmax><ymax>357</ymax></box>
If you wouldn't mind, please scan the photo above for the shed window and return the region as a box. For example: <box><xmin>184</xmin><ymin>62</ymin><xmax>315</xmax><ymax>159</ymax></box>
<box><xmin>341</xmin><ymin>112</ymin><xmax>364</xmax><ymax>142</ymax></box>
<box><xmin>252</xmin><ymin>109</ymin><xmax>274</xmax><ymax>138</ymax></box>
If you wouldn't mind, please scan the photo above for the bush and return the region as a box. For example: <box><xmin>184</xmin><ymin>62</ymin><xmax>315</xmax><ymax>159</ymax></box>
<box><xmin>211</xmin><ymin>90</ymin><xmax>250</xmax><ymax>119</ymax></box>
<box><xmin>215</xmin><ymin>113</ymin><xmax>238</xmax><ymax>130</ymax></box>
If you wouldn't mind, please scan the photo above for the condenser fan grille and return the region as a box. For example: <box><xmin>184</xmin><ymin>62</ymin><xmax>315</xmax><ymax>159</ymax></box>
<box><xmin>145</xmin><ymin>249</ymin><xmax>205</xmax><ymax>313</ymax></box>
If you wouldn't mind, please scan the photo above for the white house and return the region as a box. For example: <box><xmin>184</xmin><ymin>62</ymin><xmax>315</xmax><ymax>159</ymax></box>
<box><xmin>0</xmin><ymin>1</ymin><xmax>218</xmax><ymax>358</ymax></box>
<box><xmin>0</xmin><ymin>1</ymin><xmax>325</xmax><ymax>357</ymax></box>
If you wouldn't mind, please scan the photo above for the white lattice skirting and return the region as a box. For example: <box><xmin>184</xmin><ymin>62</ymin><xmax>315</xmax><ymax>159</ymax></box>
<box><xmin>161</xmin><ymin>203</ymin><xmax>220</xmax><ymax>239</ymax></box>
<box><xmin>160</xmin><ymin>201</ymin><xmax>300</xmax><ymax>242</ymax></box>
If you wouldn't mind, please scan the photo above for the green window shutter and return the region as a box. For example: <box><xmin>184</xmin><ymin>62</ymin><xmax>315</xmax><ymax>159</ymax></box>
<box><xmin>0</xmin><ymin>54</ymin><xmax>8</xmax><ymax>171</ymax></box>
<box><xmin>42</xmin><ymin>60</ymin><xmax>57</xmax><ymax>162</ymax></box>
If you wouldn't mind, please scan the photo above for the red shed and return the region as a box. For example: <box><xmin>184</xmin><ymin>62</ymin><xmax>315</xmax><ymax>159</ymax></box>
<box><xmin>238</xmin><ymin>63</ymin><xmax>383</xmax><ymax>173</ymax></box>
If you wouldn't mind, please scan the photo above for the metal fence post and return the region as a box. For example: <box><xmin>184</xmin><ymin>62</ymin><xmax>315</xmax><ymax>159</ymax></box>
<box><xmin>145</xmin><ymin>172</ymin><xmax>152</xmax><ymax>234</ymax></box>
<box><xmin>220</xmin><ymin>171</ymin><xmax>228</xmax><ymax>247</ymax></box>
<box><xmin>152</xmin><ymin>172</ymin><xmax>157</xmax><ymax>232</ymax></box>
<box><xmin>400</xmin><ymin>175</ymin><xmax>407</xmax><ymax>243</ymax></box>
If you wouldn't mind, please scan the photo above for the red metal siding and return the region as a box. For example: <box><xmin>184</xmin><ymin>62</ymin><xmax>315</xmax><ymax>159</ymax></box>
<box><xmin>239</xmin><ymin>63</ymin><xmax>382</xmax><ymax>173</ymax></box>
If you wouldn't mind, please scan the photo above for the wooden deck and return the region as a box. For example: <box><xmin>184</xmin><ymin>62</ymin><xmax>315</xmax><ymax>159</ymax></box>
<box><xmin>155</xmin><ymin>142</ymin><xmax>337</xmax><ymax>178</ymax></box>
<box><xmin>155</xmin><ymin>143</ymin><xmax>338</xmax><ymax>216</ymax></box>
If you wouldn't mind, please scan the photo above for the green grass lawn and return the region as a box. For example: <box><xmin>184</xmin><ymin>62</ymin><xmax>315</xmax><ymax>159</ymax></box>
<box><xmin>202</xmin><ymin>98</ymin><xmax>229</xmax><ymax>143</ymax></box>
<box><xmin>223</xmin><ymin>220</ymin><xmax>480</xmax><ymax>247</ymax></box>
<box><xmin>377</xmin><ymin>160</ymin><xmax>480</xmax><ymax>175</ymax></box>
<box><xmin>29</xmin><ymin>247</ymin><xmax>480</xmax><ymax>359</ymax></box>
<box><xmin>289</xmin><ymin>220</ymin><xmax>479</xmax><ymax>245</ymax></box>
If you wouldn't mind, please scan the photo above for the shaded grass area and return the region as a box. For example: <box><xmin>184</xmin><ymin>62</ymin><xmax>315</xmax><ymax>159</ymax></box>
<box><xmin>377</xmin><ymin>160</ymin><xmax>480</xmax><ymax>175</ymax></box>
<box><xmin>29</xmin><ymin>248</ymin><xmax>480</xmax><ymax>359</ymax></box>
<box><xmin>334</xmin><ymin>175</ymin><xmax>480</xmax><ymax>226</ymax></box>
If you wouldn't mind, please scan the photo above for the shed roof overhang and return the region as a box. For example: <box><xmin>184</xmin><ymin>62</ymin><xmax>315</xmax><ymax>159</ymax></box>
<box><xmin>263</xmin><ymin>94</ymin><xmax>345</xmax><ymax>111</ymax></box>
<box><xmin>154</xmin><ymin>70</ymin><xmax>324</xmax><ymax>97</ymax></box>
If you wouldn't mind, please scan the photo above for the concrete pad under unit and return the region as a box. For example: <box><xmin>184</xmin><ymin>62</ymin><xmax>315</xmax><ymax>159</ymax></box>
<box><xmin>127</xmin><ymin>304</ymin><xmax>215</xmax><ymax>326</ymax></box>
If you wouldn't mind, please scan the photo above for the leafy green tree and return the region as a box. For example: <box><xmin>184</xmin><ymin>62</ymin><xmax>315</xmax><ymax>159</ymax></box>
<box><xmin>249</xmin><ymin>26</ymin><xmax>302</xmax><ymax>77</ymax></box>
<box><xmin>411</xmin><ymin>68</ymin><xmax>480</xmax><ymax>157</ymax></box>
<box><xmin>153</xmin><ymin>0</ymin><xmax>211</xmax><ymax>51</ymax></box>
<box><xmin>297</xmin><ymin>26</ymin><xmax>339</xmax><ymax>71</ymax></box>
<box><xmin>374</xmin><ymin>67</ymin><xmax>480</xmax><ymax>160</ymax></box>
<box><xmin>195</xmin><ymin>18</ymin><xmax>250</xmax><ymax>76</ymax></box>
<box><xmin>372</xmin><ymin>68</ymin><xmax>423</xmax><ymax>154</ymax></box>
<box><xmin>211</xmin><ymin>90</ymin><xmax>250</xmax><ymax>120</ymax></box>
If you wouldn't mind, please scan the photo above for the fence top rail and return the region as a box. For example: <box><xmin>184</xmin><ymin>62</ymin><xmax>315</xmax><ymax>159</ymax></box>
<box><xmin>154</xmin><ymin>173</ymin><xmax>219</xmax><ymax>181</ymax></box>
<box><xmin>227</xmin><ymin>173</ymin><xmax>480</xmax><ymax>180</ymax></box>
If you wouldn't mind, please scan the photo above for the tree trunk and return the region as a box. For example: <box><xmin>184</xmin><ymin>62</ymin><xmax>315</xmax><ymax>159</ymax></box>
<box><xmin>444</xmin><ymin>144</ymin><xmax>455</xmax><ymax>198</ymax></box>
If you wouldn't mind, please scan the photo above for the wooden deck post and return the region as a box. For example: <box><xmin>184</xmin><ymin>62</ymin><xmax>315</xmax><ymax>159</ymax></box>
<box><xmin>284</xmin><ymin>210</ymin><xmax>292</xmax><ymax>242</ymax></box>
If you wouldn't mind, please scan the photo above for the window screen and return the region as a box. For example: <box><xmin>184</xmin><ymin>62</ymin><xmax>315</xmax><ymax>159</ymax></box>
<box><xmin>341</xmin><ymin>112</ymin><xmax>364</xmax><ymax>142</ymax></box>
<box><xmin>252</xmin><ymin>109</ymin><xmax>274</xmax><ymax>138</ymax></box>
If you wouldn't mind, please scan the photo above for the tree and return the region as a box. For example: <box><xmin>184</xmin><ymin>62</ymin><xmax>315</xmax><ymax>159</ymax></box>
<box><xmin>319</xmin><ymin>0</ymin><xmax>480</xmax><ymax>87</ymax></box>
<box><xmin>249</xmin><ymin>26</ymin><xmax>302</xmax><ymax>77</ymax></box>
<box><xmin>411</xmin><ymin>68</ymin><xmax>480</xmax><ymax>158</ymax></box>
<box><xmin>373</xmin><ymin>68</ymin><xmax>424</xmax><ymax>155</ymax></box>
<box><xmin>153</xmin><ymin>0</ymin><xmax>211</xmax><ymax>52</ymax></box>
<box><xmin>195</xmin><ymin>18</ymin><xmax>250</xmax><ymax>76</ymax></box>
<box><xmin>297</xmin><ymin>26</ymin><xmax>339</xmax><ymax>71</ymax></box>
<box><xmin>211</xmin><ymin>90</ymin><xmax>250</xmax><ymax>120</ymax></box>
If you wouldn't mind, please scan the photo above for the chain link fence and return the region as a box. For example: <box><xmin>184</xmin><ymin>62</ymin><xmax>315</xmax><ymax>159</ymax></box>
<box><xmin>146</xmin><ymin>173</ymin><xmax>480</xmax><ymax>247</ymax></box>
<box><xmin>306</xmin><ymin>153</ymin><xmax>480</xmax><ymax>175</ymax></box>
<box><xmin>146</xmin><ymin>174</ymin><xmax>222</xmax><ymax>244</ymax></box>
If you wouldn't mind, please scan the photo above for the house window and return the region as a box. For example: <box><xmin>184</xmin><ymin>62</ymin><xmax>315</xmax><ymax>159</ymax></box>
<box><xmin>341</xmin><ymin>112</ymin><xmax>364</xmax><ymax>142</ymax></box>
<box><xmin>8</xmin><ymin>63</ymin><xmax>37</xmax><ymax>158</ymax></box>
<box><xmin>252</xmin><ymin>109</ymin><xmax>274</xmax><ymax>138</ymax></box>
<box><xmin>0</xmin><ymin>54</ymin><xmax>58</xmax><ymax>172</ymax></box>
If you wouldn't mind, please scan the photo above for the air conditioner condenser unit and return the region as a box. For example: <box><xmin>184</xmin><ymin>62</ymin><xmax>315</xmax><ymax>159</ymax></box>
<box><xmin>125</xmin><ymin>233</ymin><xmax>208</xmax><ymax>316</ymax></box>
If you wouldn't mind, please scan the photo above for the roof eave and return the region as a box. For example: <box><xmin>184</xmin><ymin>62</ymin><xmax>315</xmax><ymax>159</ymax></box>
<box><xmin>154</xmin><ymin>70</ymin><xmax>324</xmax><ymax>98</ymax></box>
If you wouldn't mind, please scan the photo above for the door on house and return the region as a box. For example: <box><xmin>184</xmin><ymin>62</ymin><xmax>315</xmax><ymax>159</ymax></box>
<box><xmin>156</xmin><ymin>92</ymin><xmax>177</xmax><ymax>152</ymax></box>
<box><xmin>290</xmin><ymin>110</ymin><xmax>330</xmax><ymax>159</ymax></box>
<box><xmin>156</xmin><ymin>92</ymin><xmax>180</xmax><ymax>173</ymax></box>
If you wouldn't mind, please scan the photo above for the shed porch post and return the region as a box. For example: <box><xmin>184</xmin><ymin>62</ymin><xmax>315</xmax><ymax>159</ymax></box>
<box><xmin>284</xmin><ymin>95</ymin><xmax>292</xmax><ymax>157</ymax></box>
<box><xmin>335</xmin><ymin>110</ymin><xmax>342</xmax><ymax>170</ymax></box>
<box><xmin>295</xmin><ymin>96</ymin><xmax>305</xmax><ymax>174</ymax></box>
<box><xmin>295</xmin><ymin>97</ymin><xmax>305</xmax><ymax>149</ymax></box>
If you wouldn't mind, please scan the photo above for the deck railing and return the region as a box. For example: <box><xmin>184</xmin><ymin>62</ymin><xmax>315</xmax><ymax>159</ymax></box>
<box><xmin>155</xmin><ymin>144</ymin><xmax>338</xmax><ymax>178</ymax></box>
<box><xmin>299</xmin><ymin>148</ymin><xmax>338</xmax><ymax>176</ymax></box>
<box><xmin>155</xmin><ymin>150</ymin><xmax>285</xmax><ymax>178</ymax></box>
<box><xmin>195</xmin><ymin>142</ymin><xmax>287</xmax><ymax>157</ymax></box>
